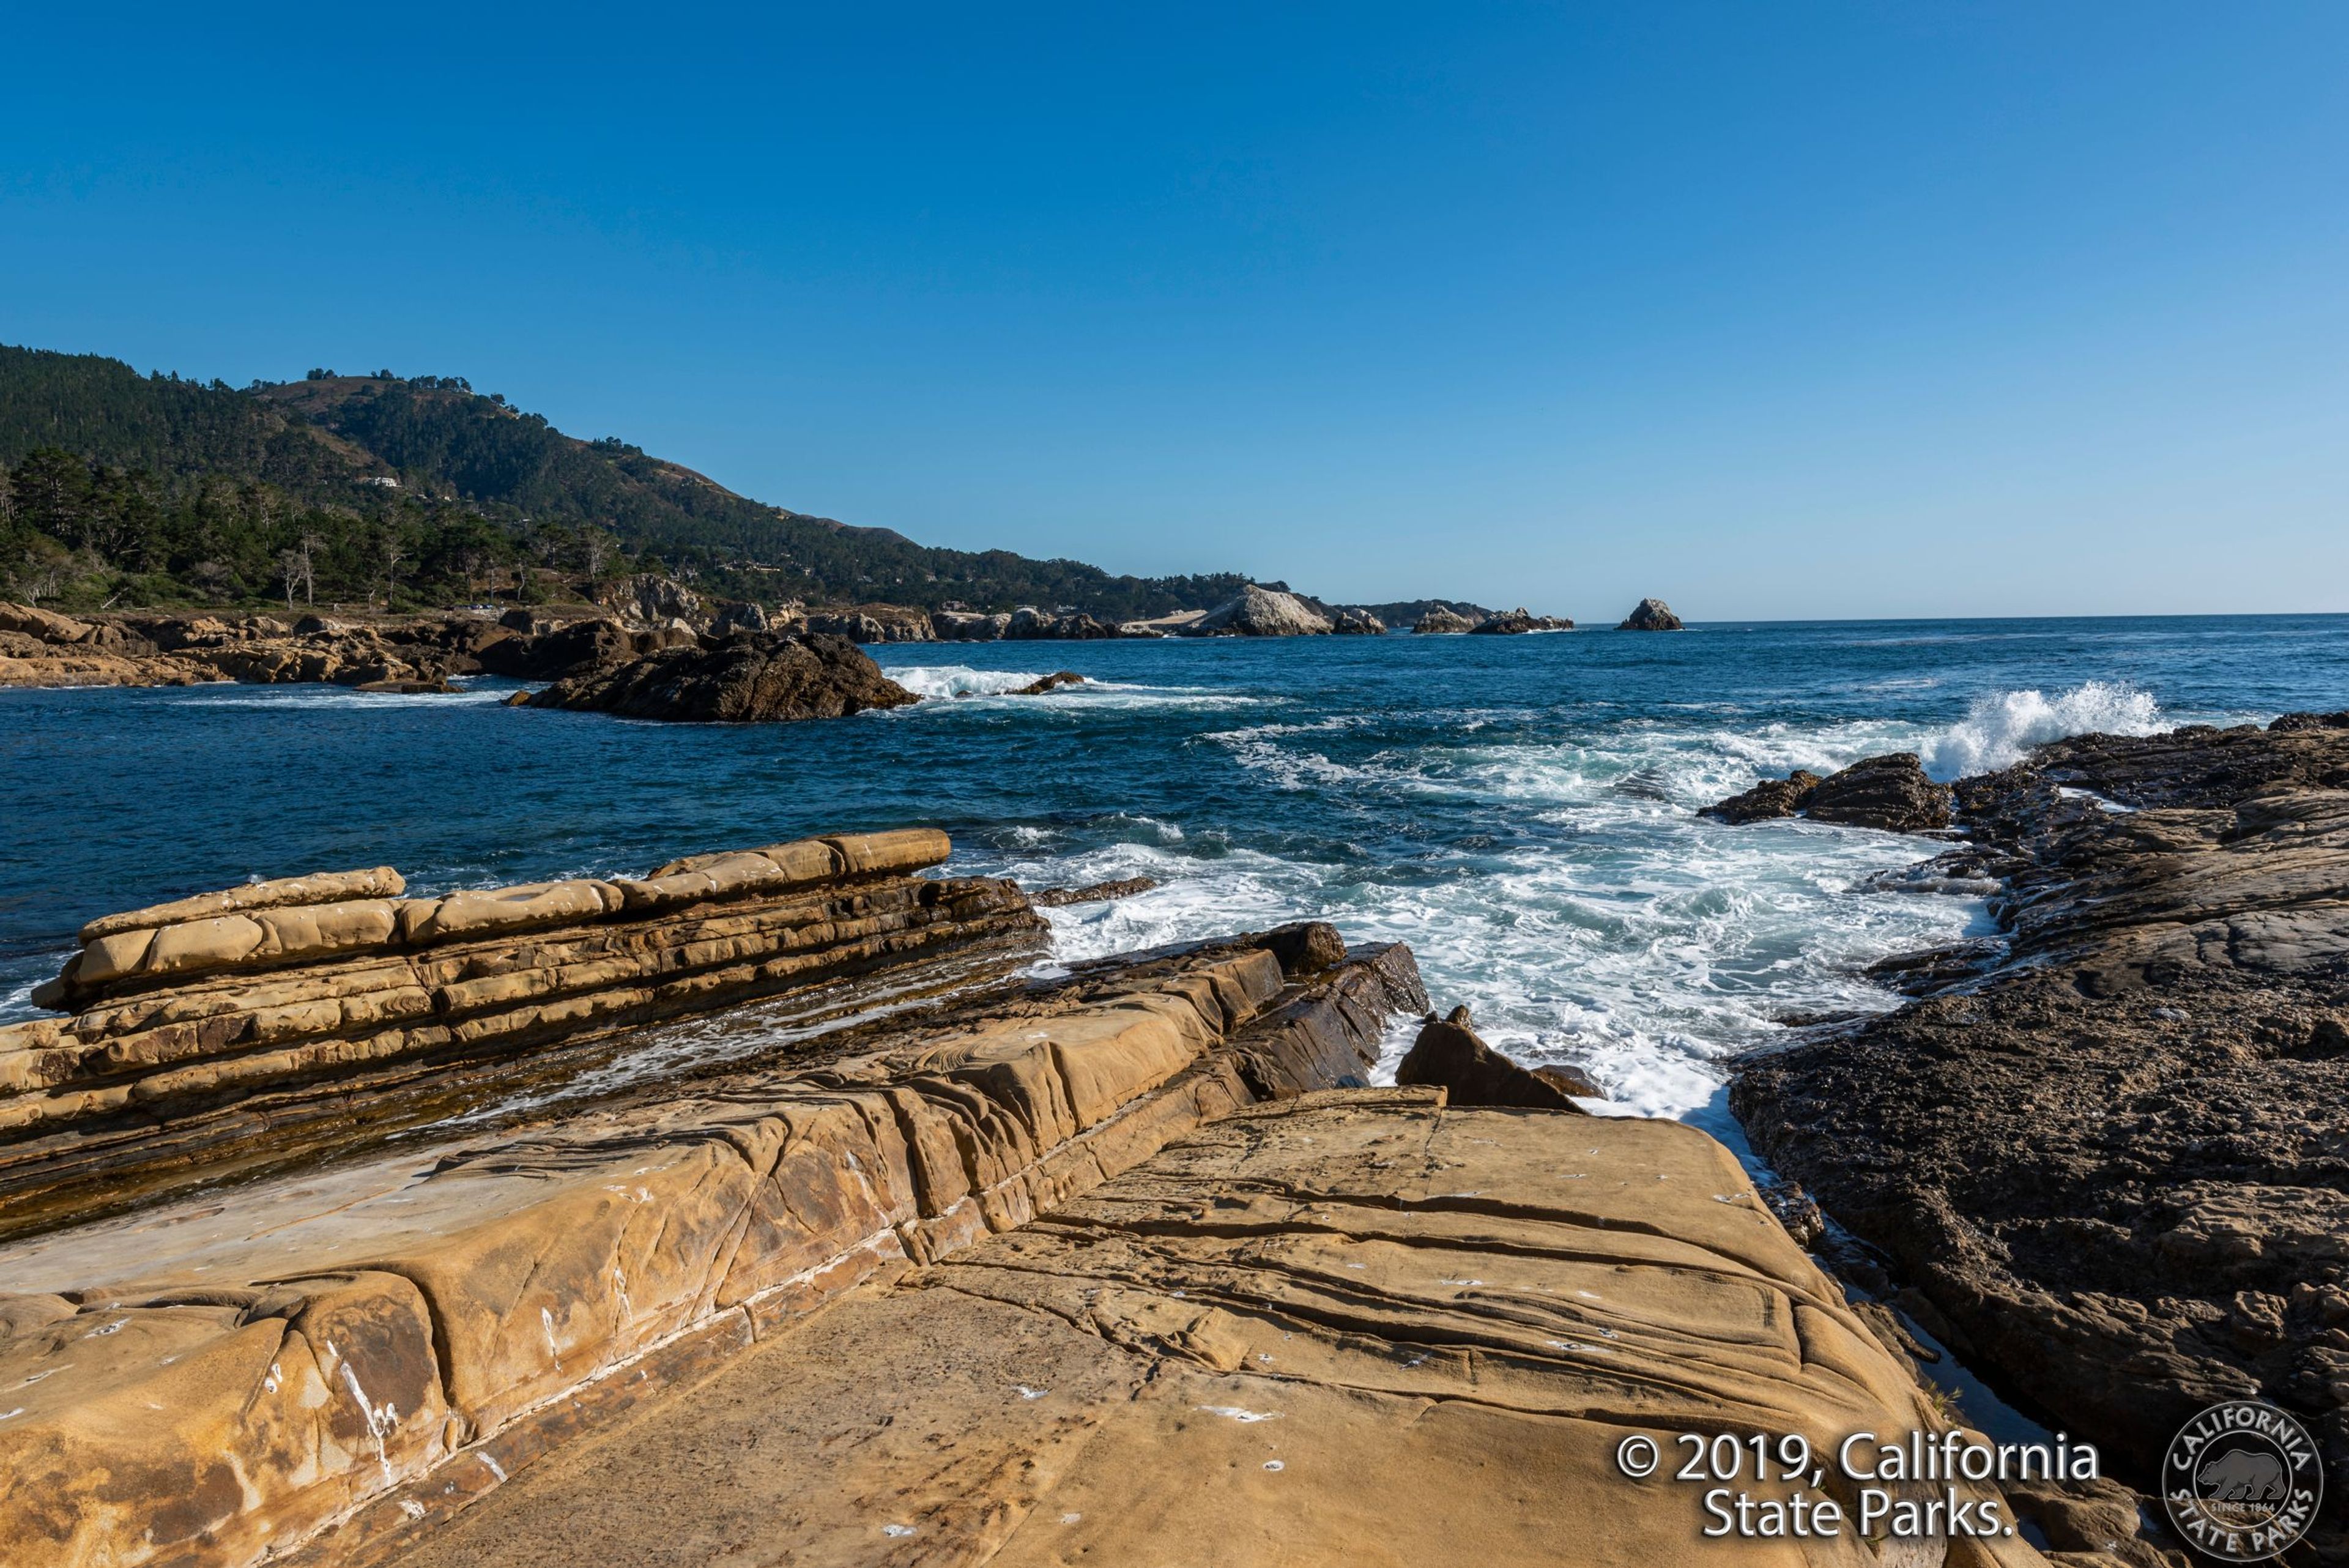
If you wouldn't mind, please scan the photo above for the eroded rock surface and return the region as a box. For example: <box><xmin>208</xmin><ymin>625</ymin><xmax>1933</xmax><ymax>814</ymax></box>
<box><xmin>0</xmin><ymin>929</ymin><xmax>1425</xmax><ymax>1568</ymax></box>
<box><xmin>525</xmin><ymin>630</ymin><xmax>916</xmax><ymax>721</ymax></box>
<box><xmin>1185</xmin><ymin>584</ymin><xmax>1334</xmax><ymax>637</ymax></box>
<box><xmin>1395</xmin><ymin>1010</ymin><xmax>1589</xmax><ymax>1111</ymax></box>
<box><xmin>371</xmin><ymin>1094</ymin><xmax>2050</xmax><ymax>1568</ymax></box>
<box><xmin>1734</xmin><ymin>718</ymin><xmax>2349</xmax><ymax>1563</ymax></box>
<box><xmin>1469</xmin><ymin>607</ymin><xmax>1573</xmax><ymax>633</ymax></box>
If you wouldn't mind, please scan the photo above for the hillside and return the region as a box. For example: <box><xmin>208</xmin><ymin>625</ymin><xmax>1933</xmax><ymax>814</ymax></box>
<box><xmin>0</xmin><ymin>346</ymin><xmax>1253</xmax><ymax>617</ymax></box>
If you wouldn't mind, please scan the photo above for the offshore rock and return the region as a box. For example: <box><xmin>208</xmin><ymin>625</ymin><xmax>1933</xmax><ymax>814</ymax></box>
<box><xmin>526</xmin><ymin>631</ymin><xmax>917</xmax><ymax>722</ymax></box>
<box><xmin>1186</xmin><ymin>584</ymin><xmax>1333</xmax><ymax>637</ymax></box>
<box><xmin>1702</xmin><ymin>754</ymin><xmax>1952</xmax><ymax>833</ymax></box>
<box><xmin>1412</xmin><ymin>606</ymin><xmax>1476</xmax><ymax>634</ymax></box>
<box><xmin>1702</xmin><ymin>769</ymin><xmax>1824</xmax><ymax>824</ymax></box>
<box><xmin>1330</xmin><ymin>606</ymin><xmax>1387</xmax><ymax>634</ymax></box>
<box><xmin>1470</xmin><ymin>607</ymin><xmax>1573</xmax><ymax>634</ymax></box>
<box><xmin>1616</xmin><ymin>596</ymin><xmax>1685</xmax><ymax>631</ymax></box>
<box><xmin>1010</xmin><ymin>670</ymin><xmax>1085</xmax><ymax>694</ymax></box>
<box><xmin>1734</xmin><ymin>718</ymin><xmax>2349</xmax><ymax>1561</ymax></box>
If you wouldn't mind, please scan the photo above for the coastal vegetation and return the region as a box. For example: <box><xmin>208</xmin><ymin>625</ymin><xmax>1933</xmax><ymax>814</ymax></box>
<box><xmin>0</xmin><ymin>346</ymin><xmax>1254</xmax><ymax>618</ymax></box>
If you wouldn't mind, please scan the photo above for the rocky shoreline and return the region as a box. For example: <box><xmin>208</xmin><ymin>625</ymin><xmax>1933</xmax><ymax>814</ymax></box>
<box><xmin>2</xmin><ymin>834</ymin><xmax>2072</xmax><ymax>1568</ymax></box>
<box><xmin>1727</xmin><ymin>715</ymin><xmax>2349</xmax><ymax>1566</ymax></box>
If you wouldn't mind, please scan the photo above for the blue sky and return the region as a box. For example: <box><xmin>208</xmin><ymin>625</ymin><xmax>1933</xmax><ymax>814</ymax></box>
<box><xmin>5</xmin><ymin>3</ymin><xmax>2345</xmax><ymax>619</ymax></box>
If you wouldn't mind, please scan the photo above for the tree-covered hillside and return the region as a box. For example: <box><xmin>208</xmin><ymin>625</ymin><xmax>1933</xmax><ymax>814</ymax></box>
<box><xmin>0</xmin><ymin>346</ymin><xmax>1252</xmax><ymax>616</ymax></box>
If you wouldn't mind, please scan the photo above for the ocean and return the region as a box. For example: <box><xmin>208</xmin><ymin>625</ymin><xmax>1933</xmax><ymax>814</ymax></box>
<box><xmin>5</xmin><ymin>614</ymin><xmax>2343</xmax><ymax>1151</ymax></box>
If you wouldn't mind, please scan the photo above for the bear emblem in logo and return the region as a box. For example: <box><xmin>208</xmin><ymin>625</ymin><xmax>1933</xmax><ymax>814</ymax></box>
<box><xmin>2163</xmin><ymin>1400</ymin><xmax>2321</xmax><ymax>1561</ymax></box>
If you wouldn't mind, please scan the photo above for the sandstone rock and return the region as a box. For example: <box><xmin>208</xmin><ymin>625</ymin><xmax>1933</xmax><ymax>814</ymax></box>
<box><xmin>1395</xmin><ymin>1014</ymin><xmax>1588</xmax><ymax>1112</ymax></box>
<box><xmin>1616</xmin><ymin>596</ymin><xmax>1685</xmax><ymax>630</ymax></box>
<box><xmin>710</xmin><ymin>600</ymin><xmax>770</xmax><ymax>636</ymax></box>
<box><xmin>1030</xmin><ymin>876</ymin><xmax>1159</xmax><ymax>908</ymax></box>
<box><xmin>1702</xmin><ymin>770</ymin><xmax>1824</xmax><ymax>823</ymax></box>
<box><xmin>80</xmin><ymin>868</ymin><xmax>407</xmax><ymax>944</ymax></box>
<box><xmin>930</xmin><ymin>609</ymin><xmax>1010</xmax><ymax>641</ymax></box>
<box><xmin>0</xmin><ymin>603</ymin><xmax>97</xmax><ymax>644</ymax></box>
<box><xmin>1412</xmin><ymin>606</ymin><xmax>1475</xmax><ymax>634</ymax></box>
<box><xmin>596</xmin><ymin>574</ymin><xmax>703</xmax><ymax>626</ymax></box>
<box><xmin>1185</xmin><ymin>584</ymin><xmax>1333</xmax><ymax>637</ymax></box>
<box><xmin>370</xmin><ymin>1096</ymin><xmax>2041</xmax><ymax>1568</ymax></box>
<box><xmin>0</xmin><ymin>939</ymin><xmax>1422</xmax><ymax>1568</ymax></box>
<box><xmin>526</xmin><ymin>632</ymin><xmax>917</xmax><ymax>723</ymax></box>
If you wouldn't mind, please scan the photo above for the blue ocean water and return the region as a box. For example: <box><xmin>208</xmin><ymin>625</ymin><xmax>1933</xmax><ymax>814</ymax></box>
<box><xmin>5</xmin><ymin>615</ymin><xmax>2343</xmax><ymax>1134</ymax></box>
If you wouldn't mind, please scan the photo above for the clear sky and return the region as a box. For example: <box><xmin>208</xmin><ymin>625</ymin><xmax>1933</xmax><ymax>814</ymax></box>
<box><xmin>5</xmin><ymin>3</ymin><xmax>2345</xmax><ymax>619</ymax></box>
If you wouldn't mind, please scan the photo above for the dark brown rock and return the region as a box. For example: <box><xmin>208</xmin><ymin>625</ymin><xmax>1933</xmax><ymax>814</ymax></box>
<box><xmin>1702</xmin><ymin>770</ymin><xmax>1824</xmax><ymax>823</ymax></box>
<box><xmin>1012</xmin><ymin>671</ymin><xmax>1085</xmax><ymax>695</ymax></box>
<box><xmin>1733</xmin><ymin>721</ymin><xmax>2349</xmax><ymax>1561</ymax></box>
<box><xmin>527</xmin><ymin>632</ymin><xmax>918</xmax><ymax>722</ymax></box>
<box><xmin>1255</xmin><ymin>920</ymin><xmax>1349</xmax><ymax>977</ymax></box>
<box><xmin>1395</xmin><ymin>1015</ymin><xmax>1588</xmax><ymax>1112</ymax></box>
<box><xmin>1800</xmin><ymin>752</ymin><xmax>1954</xmax><ymax>832</ymax></box>
<box><xmin>1616</xmin><ymin>597</ymin><xmax>1684</xmax><ymax>631</ymax></box>
<box><xmin>1469</xmin><ymin>608</ymin><xmax>1572</xmax><ymax>634</ymax></box>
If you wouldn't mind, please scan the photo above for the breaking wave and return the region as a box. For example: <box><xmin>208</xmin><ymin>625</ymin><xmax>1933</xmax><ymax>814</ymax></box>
<box><xmin>1918</xmin><ymin>682</ymin><xmax>2165</xmax><ymax>778</ymax></box>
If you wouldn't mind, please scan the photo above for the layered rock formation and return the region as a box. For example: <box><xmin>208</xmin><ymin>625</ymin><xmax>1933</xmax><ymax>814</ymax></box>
<box><xmin>1184</xmin><ymin>584</ymin><xmax>1334</xmax><ymax>637</ymax></box>
<box><xmin>1705</xmin><ymin>752</ymin><xmax>1956</xmax><ymax>833</ymax></box>
<box><xmin>524</xmin><ymin>631</ymin><xmax>917</xmax><ymax>721</ymax></box>
<box><xmin>1617</xmin><ymin>596</ymin><xmax>1685</xmax><ymax>630</ymax></box>
<box><xmin>360</xmin><ymin>1093</ymin><xmax>2046</xmax><ymax>1568</ymax></box>
<box><xmin>0</xmin><ymin>910</ymin><xmax>1427</xmax><ymax>1568</ymax></box>
<box><xmin>0</xmin><ymin>830</ymin><xmax>1040</xmax><ymax>1232</ymax></box>
<box><xmin>1734</xmin><ymin>716</ymin><xmax>2349</xmax><ymax>1563</ymax></box>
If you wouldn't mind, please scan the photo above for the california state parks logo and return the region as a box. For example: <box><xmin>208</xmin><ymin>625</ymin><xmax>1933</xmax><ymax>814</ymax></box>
<box><xmin>2162</xmin><ymin>1400</ymin><xmax>2322</xmax><ymax>1561</ymax></box>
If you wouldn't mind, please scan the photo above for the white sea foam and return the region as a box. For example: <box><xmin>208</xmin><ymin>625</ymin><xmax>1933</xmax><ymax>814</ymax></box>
<box><xmin>1918</xmin><ymin>681</ymin><xmax>2165</xmax><ymax>778</ymax></box>
<box><xmin>883</xmin><ymin>665</ymin><xmax>1056</xmax><ymax>700</ymax></box>
<box><xmin>878</xmin><ymin>663</ymin><xmax>1271</xmax><ymax>713</ymax></box>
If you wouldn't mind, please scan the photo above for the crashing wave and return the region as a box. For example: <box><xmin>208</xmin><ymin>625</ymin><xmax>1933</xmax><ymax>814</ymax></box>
<box><xmin>1920</xmin><ymin>682</ymin><xmax>2164</xmax><ymax>778</ymax></box>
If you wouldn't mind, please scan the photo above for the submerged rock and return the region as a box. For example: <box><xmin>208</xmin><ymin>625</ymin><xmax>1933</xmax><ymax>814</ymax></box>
<box><xmin>1030</xmin><ymin>875</ymin><xmax>1159</xmax><ymax>907</ymax></box>
<box><xmin>1185</xmin><ymin>584</ymin><xmax>1333</xmax><ymax>637</ymax></box>
<box><xmin>1616</xmin><ymin>596</ymin><xmax>1684</xmax><ymax>631</ymax></box>
<box><xmin>527</xmin><ymin>631</ymin><xmax>918</xmax><ymax>722</ymax></box>
<box><xmin>1011</xmin><ymin>670</ymin><xmax>1086</xmax><ymax>694</ymax></box>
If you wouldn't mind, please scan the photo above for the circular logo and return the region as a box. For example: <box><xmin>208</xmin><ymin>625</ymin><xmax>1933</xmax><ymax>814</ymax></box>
<box><xmin>2162</xmin><ymin>1400</ymin><xmax>2322</xmax><ymax>1562</ymax></box>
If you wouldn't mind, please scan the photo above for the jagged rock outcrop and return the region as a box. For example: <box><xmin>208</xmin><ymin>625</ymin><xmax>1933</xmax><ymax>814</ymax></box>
<box><xmin>1008</xmin><ymin>606</ymin><xmax>1118</xmax><ymax>640</ymax></box>
<box><xmin>796</xmin><ymin>604</ymin><xmax>938</xmax><ymax>643</ymax></box>
<box><xmin>0</xmin><ymin>830</ymin><xmax>1040</xmax><ymax>1232</ymax></box>
<box><xmin>1412</xmin><ymin>606</ymin><xmax>1475</xmax><ymax>634</ymax></box>
<box><xmin>0</xmin><ymin>604</ymin><xmax>701</xmax><ymax>691</ymax></box>
<box><xmin>0</xmin><ymin>923</ymin><xmax>1429</xmax><ymax>1568</ymax></box>
<box><xmin>1469</xmin><ymin>607</ymin><xmax>1572</xmax><ymax>634</ymax></box>
<box><xmin>595</xmin><ymin>573</ymin><xmax>703</xmax><ymax>626</ymax></box>
<box><xmin>525</xmin><ymin>631</ymin><xmax>916</xmax><ymax>722</ymax></box>
<box><xmin>1702</xmin><ymin>753</ymin><xmax>1953</xmax><ymax>833</ymax></box>
<box><xmin>1184</xmin><ymin>584</ymin><xmax>1332</xmax><ymax>637</ymax></box>
<box><xmin>1734</xmin><ymin>717</ymin><xmax>2349</xmax><ymax>1562</ymax></box>
<box><xmin>1330</xmin><ymin>606</ymin><xmax>1387</xmax><ymax>634</ymax></box>
<box><xmin>1011</xmin><ymin>670</ymin><xmax>1085</xmax><ymax>694</ymax></box>
<box><xmin>1704</xmin><ymin>768</ymin><xmax>1826</xmax><ymax>824</ymax></box>
<box><xmin>930</xmin><ymin>609</ymin><xmax>1011</xmax><ymax>641</ymax></box>
<box><xmin>710</xmin><ymin>599</ymin><xmax>770</xmax><ymax>636</ymax></box>
<box><xmin>1616</xmin><ymin>596</ymin><xmax>1684</xmax><ymax>631</ymax></box>
<box><xmin>360</xmin><ymin>1093</ymin><xmax>2049</xmax><ymax>1568</ymax></box>
<box><xmin>1395</xmin><ymin>1009</ymin><xmax>1589</xmax><ymax>1110</ymax></box>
